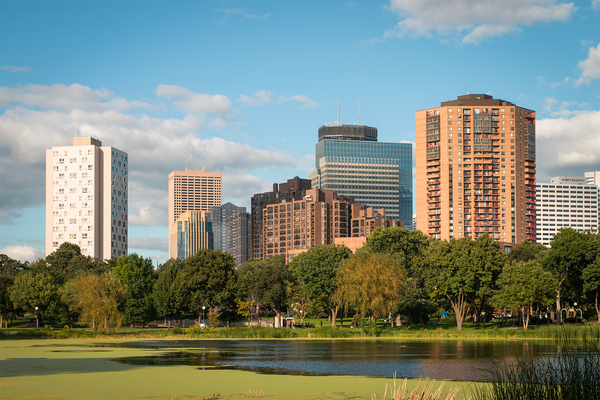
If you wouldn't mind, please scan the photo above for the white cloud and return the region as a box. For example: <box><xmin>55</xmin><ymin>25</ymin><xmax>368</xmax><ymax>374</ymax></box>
<box><xmin>236</xmin><ymin>90</ymin><xmax>274</xmax><ymax>107</ymax></box>
<box><xmin>217</xmin><ymin>8</ymin><xmax>272</xmax><ymax>19</ymax></box>
<box><xmin>0</xmin><ymin>83</ymin><xmax>296</xmax><ymax>228</ymax></box>
<box><xmin>385</xmin><ymin>0</ymin><xmax>577</xmax><ymax>44</ymax></box>
<box><xmin>543</xmin><ymin>96</ymin><xmax>558</xmax><ymax>111</ymax></box>
<box><xmin>155</xmin><ymin>84</ymin><xmax>233</xmax><ymax>115</ymax></box>
<box><xmin>290</xmin><ymin>94</ymin><xmax>321</xmax><ymax>108</ymax></box>
<box><xmin>537</xmin><ymin>110</ymin><xmax>600</xmax><ymax>181</ymax></box>
<box><xmin>575</xmin><ymin>43</ymin><xmax>600</xmax><ymax>86</ymax></box>
<box><xmin>129</xmin><ymin>237</ymin><xmax>168</xmax><ymax>252</ymax></box>
<box><xmin>1</xmin><ymin>65</ymin><xmax>31</xmax><ymax>73</ymax></box>
<box><xmin>593</xmin><ymin>0</ymin><xmax>600</xmax><ymax>11</ymax></box>
<box><xmin>0</xmin><ymin>245</ymin><xmax>45</xmax><ymax>263</ymax></box>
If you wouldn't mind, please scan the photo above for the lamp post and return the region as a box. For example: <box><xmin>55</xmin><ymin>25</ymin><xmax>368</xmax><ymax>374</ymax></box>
<box><xmin>202</xmin><ymin>306</ymin><xmax>206</xmax><ymax>326</ymax></box>
<box><xmin>256</xmin><ymin>305</ymin><xmax>260</xmax><ymax>326</ymax></box>
<box><xmin>34</xmin><ymin>306</ymin><xmax>39</xmax><ymax>328</ymax></box>
<box><xmin>69</xmin><ymin>307</ymin><xmax>73</xmax><ymax>329</ymax></box>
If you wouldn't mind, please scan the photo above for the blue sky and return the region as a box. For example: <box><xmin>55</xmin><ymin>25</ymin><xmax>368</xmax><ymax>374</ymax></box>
<box><xmin>1</xmin><ymin>0</ymin><xmax>599</xmax><ymax>263</ymax></box>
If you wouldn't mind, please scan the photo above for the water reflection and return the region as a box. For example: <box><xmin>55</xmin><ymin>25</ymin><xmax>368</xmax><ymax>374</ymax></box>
<box><xmin>100</xmin><ymin>339</ymin><xmax>567</xmax><ymax>381</ymax></box>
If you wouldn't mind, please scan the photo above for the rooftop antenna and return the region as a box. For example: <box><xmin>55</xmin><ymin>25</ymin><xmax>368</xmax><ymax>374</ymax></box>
<box><xmin>358</xmin><ymin>101</ymin><xmax>360</xmax><ymax>125</ymax></box>
<box><xmin>337</xmin><ymin>101</ymin><xmax>340</xmax><ymax>125</ymax></box>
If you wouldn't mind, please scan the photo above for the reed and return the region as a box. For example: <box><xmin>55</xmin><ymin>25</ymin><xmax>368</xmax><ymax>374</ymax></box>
<box><xmin>372</xmin><ymin>372</ymin><xmax>468</xmax><ymax>400</ymax></box>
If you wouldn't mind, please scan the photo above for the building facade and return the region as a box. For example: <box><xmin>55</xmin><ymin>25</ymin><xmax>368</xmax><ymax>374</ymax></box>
<box><xmin>169</xmin><ymin>211</ymin><xmax>213</xmax><ymax>259</ymax></box>
<box><xmin>308</xmin><ymin>124</ymin><xmax>413</xmax><ymax>228</ymax></box>
<box><xmin>251</xmin><ymin>176</ymin><xmax>312</xmax><ymax>260</ymax></box>
<box><xmin>168</xmin><ymin>169</ymin><xmax>221</xmax><ymax>257</ymax></box>
<box><xmin>536</xmin><ymin>176</ymin><xmax>599</xmax><ymax>247</ymax></box>
<box><xmin>209</xmin><ymin>202</ymin><xmax>251</xmax><ymax>266</ymax></box>
<box><xmin>46</xmin><ymin>137</ymin><xmax>128</xmax><ymax>259</ymax></box>
<box><xmin>261</xmin><ymin>187</ymin><xmax>402</xmax><ymax>262</ymax></box>
<box><xmin>416</xmin><ymin>94</ymin><xmax>536</xmax><ymax>243</ymax></box>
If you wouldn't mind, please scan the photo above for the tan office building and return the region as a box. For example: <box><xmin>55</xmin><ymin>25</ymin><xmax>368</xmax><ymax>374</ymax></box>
<box><xmin>168</xmin><ymin>169</ymin><xmax>222</xmax><ymax>258</ymax></box>
<box><xmin>46</xmin><ymin>137</ymin><xmax>128</xmax><ymax>259</ymax></box>
<box><xmin>169</xmin><ymin>210</ymin><xmax>213</xmax><ymax>259</ymax></box>
<box><xmin>416</xmin><ymin>94</ymin><xmax>536</xmax><ymax>244</ymax></box>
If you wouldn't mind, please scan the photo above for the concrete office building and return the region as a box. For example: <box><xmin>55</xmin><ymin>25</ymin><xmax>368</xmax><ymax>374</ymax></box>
<box><xmin>308</xmin><ymin>124</ymin><xmax>413</xmax><ymax>228</ymax></box>
<box><xmin>168</xmin><ymin>169</ymin><xmax>221</xmax><ymax>257</ymax></box>
<box><xmin>536</xmin><ymin>176</ymin><xmax>599</xmax><ymax>247</ymax></box>
<box><xmin>209</xmin><ymin>202</ymin><xmax>251</xmax><ymax>266</ymax></box>
<box><xmin>261</xmin><ymin>186</ymin><xmax>402</xmax><ymax>261</ymax></box>
<box><xmin>251</xmin><ymin>176</ymin><xmax>312</xmax><ymax>260</ymax></box>
<box><xmin>46</xmin><ymin>137</ymin><xmax>128</xmax><ymax>259</ymax></box>
<box><xmin>169</xmin><ymin>211</ymin><xmax>213</xmax><ymax>259</ymax></box>
<box><xmin>416</xmin><ymin>94</ymin><xmax>536</xmax><ymax>244</ymax></box>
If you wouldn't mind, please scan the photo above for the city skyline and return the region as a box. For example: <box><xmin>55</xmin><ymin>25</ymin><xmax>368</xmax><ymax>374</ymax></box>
<box><xmin>1</xmin><ymin>0</ymin><xmax>599</xmax><ymax>262</ymax></box>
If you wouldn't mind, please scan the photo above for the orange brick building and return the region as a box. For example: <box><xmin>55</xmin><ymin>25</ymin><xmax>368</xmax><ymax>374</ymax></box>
<box><xmin>416</xmin><ymin>94</ymin><xmax>536</xmax><ymax>244</ymax></box>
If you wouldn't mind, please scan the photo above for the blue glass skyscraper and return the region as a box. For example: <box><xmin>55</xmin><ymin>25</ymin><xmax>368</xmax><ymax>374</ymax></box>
<box><xmin>309</xmin><ymin>125</ymin><xmax>413</xmax><ymax>228</ymax></box>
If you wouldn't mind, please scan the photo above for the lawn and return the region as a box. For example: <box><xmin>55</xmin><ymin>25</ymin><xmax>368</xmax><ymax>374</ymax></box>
<box><xmin>0</xmin><ymin>339</ymin><xmax>476</xmax><ymax>400</ymax></box>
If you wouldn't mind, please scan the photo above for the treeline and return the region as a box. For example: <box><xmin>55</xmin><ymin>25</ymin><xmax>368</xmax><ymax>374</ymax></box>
<box><xmin>1</xmin><ymin>227</ymin><xmax>598</xmax><ymax>330</ymax></box>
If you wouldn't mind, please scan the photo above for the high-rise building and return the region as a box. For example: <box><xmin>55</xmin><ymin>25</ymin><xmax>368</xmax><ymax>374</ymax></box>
<box><xmin>251</xmin><ymin>176</ymin><xmax>312</xmax><ymax>260</ymax></box>
<box><xmin>46</xmin><ymin>137</ymin><xmax>128</xmax><ymax>259</ymax></box>
<box><xmin>209</xmin><ymin>202</ymin><xmax>250</xmax><ymax>266</ymax></box>
<box><xmin>169</xmin><ymin>211</ymin><xmax>213</xmax><ymax>259</ymax></box>
<box><xmin>536</xmin><ymin>176</ymin><xmax>599</xmax><ymax>247</ymax></box>
<box><xmin>585</xmin><ymin>170</ymin><xmax>600</xmax><ymax>217</ymax></box>
<box><xmin>259</xmin><ymin>186</ymin><xmax>402</xmax><ymax>261</ymax></box>
<box><xmin>168</xmin><ymin>169</ymin><xmax>221</xmax><ymax>257</ymax></box>
<box><xmin>416</xmin><ymin>94</ymin><xmax>536</xmax><ymax>243</ymax></box>
<box><xmin>308</xmin><ymin>124</ymin><xmax>413</xmax><ymax>227</ymax></box>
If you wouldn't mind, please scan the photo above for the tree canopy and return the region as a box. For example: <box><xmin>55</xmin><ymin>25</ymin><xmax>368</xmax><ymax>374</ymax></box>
<box><xmin>113</xmin><ymin>254</ymin><xmax>157</xmax><ymax>325</ymax></box>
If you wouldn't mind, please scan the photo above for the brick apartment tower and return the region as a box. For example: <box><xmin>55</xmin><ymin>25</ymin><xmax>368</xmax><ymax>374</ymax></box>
<box><xmin>251</xmin><ymin>176</ymin><xmax>312</xmax><ymax>260</ymax></box>
<box><xmin>46</xmin><ymin>137</ymin><xmax>128</xmax><ymax>259</ymax></box>
<box><xmin>416</xmin><ymin>94</ymin><xmax>536</xmax><ymax>243</ymax></box>
<box><xmin>168</xmin><ymin>169</ymin><xmax>222</xmax><ymax>258</ymax></box>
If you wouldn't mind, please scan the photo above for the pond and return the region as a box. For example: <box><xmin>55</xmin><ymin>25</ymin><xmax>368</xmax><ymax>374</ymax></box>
<box><xmin>98</xmin><ymin>339</ymin><xmax>575</xmax><ymax>381</ymax></box>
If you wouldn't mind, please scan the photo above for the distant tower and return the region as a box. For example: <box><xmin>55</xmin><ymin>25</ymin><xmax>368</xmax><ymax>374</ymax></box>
<box><xmin>46</xmin><ymin>137</ymin><xmax>128</xmax><ymax>259</ymax></box>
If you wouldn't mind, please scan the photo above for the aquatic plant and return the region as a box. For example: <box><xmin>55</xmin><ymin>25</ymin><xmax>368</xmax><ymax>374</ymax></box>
<box><xmin>373</xmin><ymin>372</ymin><xmax>467</xmax><ymax>400</ymax></box>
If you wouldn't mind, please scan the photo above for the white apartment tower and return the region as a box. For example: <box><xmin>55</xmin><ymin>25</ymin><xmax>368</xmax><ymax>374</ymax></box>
<box><xmin>46</xmin><ymin>137</ymin><xmax>128</xmax><ymax>259</ymax></box>
<box><xmin>536</xmin><ymin>176</ymin><xmax>599</xmax><ymax>247</ymax></box>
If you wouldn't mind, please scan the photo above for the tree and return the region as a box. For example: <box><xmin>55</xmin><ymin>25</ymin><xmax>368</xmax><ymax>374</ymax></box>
<box><xmin>113</xmin><ymin>254</ymin><xmax>157</xmax><ymax>325</ymax></box>
<box><xmin>46</xmin><ymin>242</ymin><xmax>109</xmax><ymax>283</ymax></box>
<box><xmin>362</xmin><ymin>227</ymin><xmax>430</xmax><ymax>275</ymax></box>
<box><xmin>154</xmin><ymin>258</ymin><xmax>185</xmax><ymax>328</ymax></box>
<box><xmin>507</xmin><ymin>240</ymin><xmax>546</xmax><ymax>263</ymax></box>
<box><xmin>288</xmin><ymin>244</ymin><xmax>352</xmax><ymax>328</ymax></box>
<box><xmin>494</xmin><ymin>260</ymin><xmax>556</xmax><ymax>329</ymax></box>
<box><xmin>543</xmin><ymin>228</ymin><xmax>590</xmax><ymax>323</ymax></box>
<box><xmin>582</xmin><ymin>255</ymin><xmax>600</xmax><ymax>323</ymax></box>
<box><xmin>335</xmin><ymin>252</ymin><xmax>406</xmax><ymax>321</ymax></box>
<box><xmin>394</xmin><ymin>277</ymin><xmax>437</xmax><ymax>325</ymax></box>
<box><xmin>423</xmin><ymin>235</ymin><xmax>505</xmax><ymax>331</ymax></box>
<box><xmin>0</xmin><ymin>255</ymin><xmax>26</xmax><ymax>327</ymax></box>
<box><xmin>176</xmin><ymin>250</ymin><xmax>237</xmax><ymax>323</ymax></box>
<box><xmin>10</xmin><ymin>270</ymin><xmax>61</xmax><ymax>327</ymax></box>
<box><xmin>63</xmin><ymin>272</ymin><xmax>125</xmax><ymax>329</ymax></box>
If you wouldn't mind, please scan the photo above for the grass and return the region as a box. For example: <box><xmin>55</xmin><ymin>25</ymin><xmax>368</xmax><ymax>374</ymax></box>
<box><xmin>2</xmin><ymin>321</ymin><xmax>598</xmax><ymax>341</ymax></box>
<box><xmin>0</xmin><ymin>339</ymin><xmax>475</xmax><ymax>400</ymax></box>
<box><xmin>471</xmin><ymin>339</ymin><xmax>600</xmax><ymax>400</ymax></box>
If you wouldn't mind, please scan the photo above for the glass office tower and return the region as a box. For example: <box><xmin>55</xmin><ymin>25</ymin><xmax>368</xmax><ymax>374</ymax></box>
<box><xmin>309</xmin><ymin>125</ymin><xmax>413</xmax><ymax>228</ymax></box>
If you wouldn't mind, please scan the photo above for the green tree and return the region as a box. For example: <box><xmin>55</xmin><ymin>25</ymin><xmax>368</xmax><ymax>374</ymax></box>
<box><xmin>582</xmin><ymin>254</ymin><xmax>600</xmax><ymax>323</ymax></box>
<box><xmin>362</xmin><ymin>227</ymin><xmax>430</xmax><ymax>275</ymax></box>
<box><xmin>46</xmin><ymin>242</ymin><xmax>109</xmax><ymax>283</ymax></box>
<box><xmin>394</xmin><ymin>277</ymin><xmax>436</xmax><ymax>325</ymax></box>
<box><xmin>543</xmin><ymin>228</ymin><xmax>590</xmax><ymax>323</ymax></box>
<box><xmin>335</xmin><ymin>252</ymin><xmax>406</xmax><ymax>321</ymax></box>
<box><xmin>288</xmin><ymin>244</ymin><xmax>352</xmax><ymax>327</ymax></box>
<box><xmin>153</xmin><ymin>258</ymin><xmax>185</xmax><ymax>328</ymax></box>
<box><xmin>0</xmin><ymin>255</ymin><xmax>26</xmax><ymax>327</ymax></box>
<box><xmin>494</xmin><ymin>260</ymin><xmax>556</xmax><ymax>329</ymax></box>
<box><xmin>507</xmin><ymin>240</ymin><xmax>546</xmax><ymax>263</ymax></box>
<box><xmin>176</xmin><ymin>250</ymin><xmax>237</xmax><ymax>323</ymax></box>
<box><xmin>113</xmin><ymin>254</ymin><xmax>157</xmax><ymax>325</ymax></box>
<box><xmin>10</xmin><ymin>270</ymin><xmax>61</xmax><ymax>327</ymax></box>
<box><xmin>424</xmin><ymin>235</ymin><xmax>505</xmax><ymax>331</ymax></box>
<box><xmin>63</xmin><ymin>272</ymin><xmax>125</xmax><ymax>329</ymax></box>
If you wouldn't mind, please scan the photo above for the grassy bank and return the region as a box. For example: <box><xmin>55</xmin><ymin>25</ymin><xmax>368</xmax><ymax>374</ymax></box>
<box><xmin>0</xmin><ymin>339</ymin><xmax>474</xmax><ymax>400</ymax></box>
<box><xmin>2</xmin><ymin>322</ymin><xmax>599</xmax><ymax>341</ymax></box>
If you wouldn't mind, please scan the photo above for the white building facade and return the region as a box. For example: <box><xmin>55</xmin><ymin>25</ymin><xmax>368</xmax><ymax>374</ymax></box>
<box><xmin>536</xmin><ymin>176</ymin><xmax>599</xmax><ymax>247</ymax></box>
<box><xmin>46</xmin><ymin>137</ymin><xmax>128</xmax><ymax>259</ymax></box>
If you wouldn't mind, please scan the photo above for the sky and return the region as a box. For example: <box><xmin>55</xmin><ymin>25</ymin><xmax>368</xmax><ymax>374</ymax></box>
<box><xmin>1</xmin><ymin>0</ymin><xmax>599</xmax><ymax>264</ymax></box>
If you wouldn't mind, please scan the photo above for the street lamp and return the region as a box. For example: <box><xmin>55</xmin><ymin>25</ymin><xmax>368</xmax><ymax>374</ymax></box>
<box><xmin>34</xmin><ymin>306</ymin><xmax>39</xmax><ymax>328</ymax></box>
<box><xmin>202</xmin><ymin>306</ymin><xmax>206</xmax><ymax>325</ymax></box>
<box><xmin>69</xmin><ymin>307</ymin><xmax>73</xmax><ymax>329</ymax></box>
